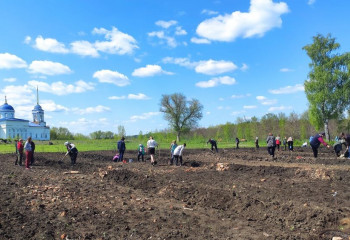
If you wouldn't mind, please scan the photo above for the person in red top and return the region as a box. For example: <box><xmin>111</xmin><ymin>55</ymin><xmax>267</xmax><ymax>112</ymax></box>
<box><xmin>309</xmin><ymin>132</ymin><xmax>330</xmax><ymax>158</ymax></box>
<box><xmin>15</xmin><ymin>139</ymin><xmax>24</xmax><ymax>166</ymax></box>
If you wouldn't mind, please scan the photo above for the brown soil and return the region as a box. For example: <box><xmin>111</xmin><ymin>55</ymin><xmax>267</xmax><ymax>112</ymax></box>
<box><xmin>1</xmin><ymin>147</ymin><xmax>350</xmax><ymax>239</ymax></box>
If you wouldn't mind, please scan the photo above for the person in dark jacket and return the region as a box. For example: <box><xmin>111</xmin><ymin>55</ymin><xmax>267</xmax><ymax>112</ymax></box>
<box><xmin>309</xmin><ymin>132</ymin><xmax>330</xmax><ymax>158</ymax></box>
<box><xmin>207</xmin><ymin>138</ymin><xmax>218</xmax><ymax>153</ymax></box>
<box><xmin>30</xmin><ymin>140</ymin><xmax>35</xmax><ymax>165</ymax></box>
<box><xmin>333</xmin><ymin>138</ymin><xmax>347</xmax><ymax>157</ymax></box>
<box><xmin>117</xmin><ymin>137</ymin><xmax>126</xmax><ymax>162</ymax></box>
<box><xmin>340</xmin><ymin>132</ymin><xmax>350</xmax><ymax>159</ymax></box>
<box><xmin>266</xmin><ymin>133</ymin><xmax>276</xmax><ymax>159</ymax></box>
<box><xmin>64</xmin><ymin>142</ymin><xmax>78</xmax><ymax>165</ymax></box>
<box><xmin>235</xmin><ymin>137</ymin><xmax>240</xmax><ymax>149</ymax></box>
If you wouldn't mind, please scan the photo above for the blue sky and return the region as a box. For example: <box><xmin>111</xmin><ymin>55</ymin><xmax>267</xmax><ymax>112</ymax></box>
<box><xmin>1</xmin><ymin>0</ymin><xmax>350</xmax><ymax>136</ymax></box>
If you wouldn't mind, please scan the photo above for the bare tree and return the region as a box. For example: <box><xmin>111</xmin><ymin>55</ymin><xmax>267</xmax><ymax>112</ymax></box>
<box><xmin>160</xmin><ymin>93</ymin><xmax>203</xmax><ymax>142</ymax></box>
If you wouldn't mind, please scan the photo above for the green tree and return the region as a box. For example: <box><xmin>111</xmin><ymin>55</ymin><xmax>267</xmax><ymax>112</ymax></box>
<box><xmin>117</xmin><ymin>125</ymin><xmax>126</xmax><ymax>139</ymax></box>
<box><xmin>50</xmin><ymin>127</ymin><xmax>74</xmax><ymax>140</ymax></box>
<box><xmin>160</xmin><ymin>93</ymin><xmax>203</xmax><ymax>142</ymax></box>
<box><xmin>303</xmin><ymin>34</ymin><xmax>350</xmax><ymax>140</ymax></box>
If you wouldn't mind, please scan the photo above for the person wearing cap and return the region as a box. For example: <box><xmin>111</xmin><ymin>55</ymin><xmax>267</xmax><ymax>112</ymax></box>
<box><xmin>24</xmin><ymin>137</ymin><xmax>33</xmax><ymax>169</ymax></box>
<box><xmin>15</xmin><ymin>139</ymin><xmax>24</xmax><ymax>166</ymax></box>
<box><xmin>64</xmin><ymin>141</ymin><xmax>78</xmax><ymax>165</ymax></box>
<box><xmin>137</xmin><ymin>143</ymin><xmax>145</xmax><ymax>162</ymax></box>
<box><xmin>309</xmin><ymin>132</ymin><xmax>330</xmax><ymax>158</ymax></box>
<box><xmin>117</xmin><ymin>137</ymin><xmax>126</xmax><ymax>162</ymax></box>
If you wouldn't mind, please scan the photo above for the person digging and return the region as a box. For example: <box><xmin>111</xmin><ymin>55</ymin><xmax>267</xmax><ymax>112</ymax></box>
<box><xmin>63</xmin><ymin>142</ymin><xmax>78</xmax><ymax>165</ymax></box>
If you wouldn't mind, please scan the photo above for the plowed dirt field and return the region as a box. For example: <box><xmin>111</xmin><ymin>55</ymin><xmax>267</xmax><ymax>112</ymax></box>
<box><xmin>1</xmin><ymin>147</ymin><xmax>350</xmax><ymax>239</ymax></box>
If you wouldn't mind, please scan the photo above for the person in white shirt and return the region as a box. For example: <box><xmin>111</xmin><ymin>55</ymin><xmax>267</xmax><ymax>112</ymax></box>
<box><xmin>147</xmin><ymin>136</ymin><xmax>158</xmax><ymax>166</ymax></box>
<box><xmin>173</xmin><ymin>143</ymin><xmax>186</xmax><ymax>166</ymax></box>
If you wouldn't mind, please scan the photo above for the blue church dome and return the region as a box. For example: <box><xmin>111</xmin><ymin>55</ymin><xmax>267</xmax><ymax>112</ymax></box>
<box><xmin>33</xmin><ymin>104</ymin><xmax>43</xmax><ymax>111</ymax></box>
<box><xmin>0</xmin><ymin>102</ymin><xmax>14</xmax><ymax>111</ymax></box>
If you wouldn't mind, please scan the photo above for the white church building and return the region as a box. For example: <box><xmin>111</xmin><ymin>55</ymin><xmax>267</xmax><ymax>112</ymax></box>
<box><xmin>0</xmin><ymin>93</ymin><xmax>50</xmax><ymax>141</ymax></box>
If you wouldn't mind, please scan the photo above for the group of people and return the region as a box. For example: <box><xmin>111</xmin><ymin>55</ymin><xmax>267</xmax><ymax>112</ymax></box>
<box><xmin>15</xmin><ymin>137</ymin><xmax>78</xmax><ymax>169</ymax></box>
<box><xmin>263</xmin><ymin>134</ymin><xmax>296</xmax><ymax>159</ymax></box>
<box><xmin>265</xmin><ymin>132</ymin><xmax>350</xmax><ymax>159</ymax></box>
<box><xmin>14</xmin><ymin>137</ymin><xmax>35</xmax><ymax>169</ymax></box>
<box><xmin>15</xmin><ymin>132</ymin><xmax>350</xmax><ymax>169</ymax></box>
<box><xmin>115</xmin><ymin>136</ymin><xmax>187</xmax><ymax>167</ymax></box>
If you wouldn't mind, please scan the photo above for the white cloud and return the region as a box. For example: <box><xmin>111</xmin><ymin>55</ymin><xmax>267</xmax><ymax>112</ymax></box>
<box><xmin>163</xmin><ymin>57</ymin><xmax>239</xmax><ymax>75</ymax></box>
<box><xmin>268</xmin><ymin>105</ymin><xmax>292</xmax><ymax>112</ymax></box>
<box><xmin>109</xmin><ymin>96</ymin><xmax>126</xmax><ymax>100</ymax></box>
<box><xmin>148</xmin><ymin>31</ymin><xmax>177</xmax><ymax>48</ymax></box>
<box><xmin>162</xmin><ymin>57</ymin><xmax>197</xmax><ymax>68</ymax></box>
<box><xmin>195</xmin><ymin>59</ymin><xmax>237</xmax><ymax>75</ymax></box>
<box><xmin>0</xmin><ymin>53</ymin><xmax>27</xmax><ymax>69</ymax></box>
<box><xmin>24</xmin><ymin>36</ymin><xmax>31</xmax><ymax>44</ymax></box>
<box><xmin>1</xmin><ymin>85</ymin><xmax>34</xmax><ymax>106</ymax></box>
<box><xmin>93</xmin><ymin>27</ymin><xmax>139</xmax><ymax>55</ymax></box>
<box><xmin>3</xmin><ymin>77</ymin><xmax>16</xmax><ymax>82</ymax></box>
<box><xmin>241</xmin><ymin>63</ymin><xmax>249</xmax><ymax>71</ymax></box>
<box><xmin>40</xmin><ymin>100</ymin><xmax>68</xmax><ymax>112</ymax></box>
<box><xmin>196</xmin><ymin>0</ymin><xmax>289</xmax><ymax>42</ymax></box>
<box><xmin>191</xmin><ymin>37</ymin><xmax>211</xmax><ymax>44</ymax></box>
<box><xmin>28</xmin><ymin>80</ymin><xmax>95</xmax><ymax>96</ymax></box>
<box><xmin>308</xmin><ymin>0</ymin><xmax>316</xmax><ymax>5</ymax></box>
<box><xmin>128</xmin><ymin>93</ymin><xmax>150</xmax><ymax>100</ymax></box>
<box><xmin>59</xmin><ymin>118</ymin><xmax>110</xmax><ymax>134</ymax></box>
<box><xmin>93</xmin><ymin>69</ymin><xmax>130</xmax><ymax>86</ymax></box>
<box><xmin>261</xmin><ymin>99</ymin><xmax>277</xmax><ymax>105</ymax></box>
<box><xmin>231</xmin><ymin>110</ymin><xmax>245</xmax><ymax>115</ymax></box>
<box><xmin>155</xmin><ymin>20</ymin><xmax>178</xmax><ymax>29</ymax></box>
<box><xmin>28</xmin><ymin>60</ymin><xmax>72</xmax><ymax>75</ymax></box>
<box><xmin>219</xmin><ymin>97</ymin><xmax>224</xmax><ymax>101</ymax></box>
<box><xmin>243</xmin><ymin>105</ymin><xmax>257</xmax><ymax>109</ymax></box>
<box><xmin>109</xmin><ymin>93</ymin><xmax>150</xmax><ymax>100</ymax></box>
<box><xmin>129</xmin><ymin>112</ymin><xmax>160</xmax><ymax>122</ymax></box>
<box><xmin>196</xmin><ymin>76</ymin><xmax>236</xmax><ymax>88</ymax></box>
<box><xmin>70</xmin><ymin>40</ymin><xmax>99</xmax><ymax>57</ymax></box>
<box><xmin>132</xmin><ymin>64</ymin><xmax>173</xmax><ymax>77</ymax></box>
<box><xmin>269</xmin><ymin>84</ymin><xmax>304</xmax><ymax>94</ymax></box>
<box><xmin>34</xmin><ymin>36</ymin><xmax>69</xmax><ymax>53</ymax></box>
<box><xmin>231</xmin><ymin>94</ymin><xmax>250</xmax><ymax>99</ymax></box>
<box><xmin>148</xmin><ymin>21</ymin><xmax>187</xmax><ymax>48</ymax></box>
<box><xmin>256</xmin><ymin>95</ymin><xmax>277</xmax><ymax>105</ymax></box>
<box><xmin>72</xmin><ymin>105</ymin><xmax>111</xmax><ymax>115</ymax></box>
<box><xmin>175</xmin><ymin>26</ymin><xmax>187</xmax><ymax>36</ymax></box>
<box><xmin>280</xmin><ymin>68</ymin><xmax>294</xmax><ymax>72</ymax></box>
<box><xmin>217</xmin><ymin>106</ymin><xmax>231</xmax><ymax>110</ymax></box>
<box><xmin>256</xmin><ymin>96</ymin><xmax>267</xmax><ymax>100</ymax></box>
<box><xmin>201</xmin><ymin>9</ymin><xmax>219</xmax><ymax>15</ymax></box>
<box><xmin>29</xmin><ymin>27</ymin><xmax>138</xmax><ymax>57</ymax></box>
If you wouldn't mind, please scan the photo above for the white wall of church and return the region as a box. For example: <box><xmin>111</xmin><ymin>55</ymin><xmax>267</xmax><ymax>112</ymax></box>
<box><xmin>0</xmin><ymin>121</ymin><xmax>50</xmax><ymax>140</ymax></box>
